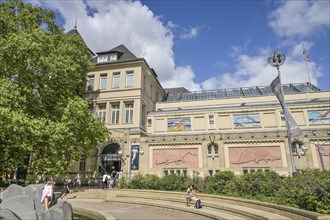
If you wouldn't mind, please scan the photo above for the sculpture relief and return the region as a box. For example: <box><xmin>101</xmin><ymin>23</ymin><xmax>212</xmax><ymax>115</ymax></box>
<box><xmin>229</xmin><ymin>147</ymin><xmax>282</xmax><ymax>167</ymax></box>
<box><xmin>153</xmin><ymin>148</ymin><xmax>198</xmax><ymax>168</ymax></box>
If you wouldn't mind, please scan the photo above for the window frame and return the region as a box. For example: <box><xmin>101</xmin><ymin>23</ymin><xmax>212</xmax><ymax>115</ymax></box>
<box><xmin>125</xmin><ymin>71</ymin><xmax>134</xmax><ymax>87</ymax></box>
<box><xmin>99</xmin><ymin>74</ymin><xmax>107</xmax><ymax>90</ymax></box>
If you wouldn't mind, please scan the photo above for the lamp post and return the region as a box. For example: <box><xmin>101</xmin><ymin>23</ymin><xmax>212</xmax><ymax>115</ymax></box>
<box><xmin>268</xmin><ymin>51</ymin><xmax>297</xmax><ymax>176</ymax></box>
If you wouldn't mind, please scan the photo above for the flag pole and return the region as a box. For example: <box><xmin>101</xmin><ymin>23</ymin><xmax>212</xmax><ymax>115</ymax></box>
<box><xmin>277</xmin><ymin>66</ymin><xmax>297</xmax><ymax>176</ymax></box>
<box><xmin>302</xmin><ymin>44</ymin><xmax>312</xmax><ymax>85</ymax></box>
<box><xmin>269</xmin><ymin>51</ymin><xmax>300</xmax><ymax>177</ymax></box>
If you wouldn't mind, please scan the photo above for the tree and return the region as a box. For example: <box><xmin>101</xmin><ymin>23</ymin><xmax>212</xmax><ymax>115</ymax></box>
<box><xmin>0</xmin><ymin>0</ymin><xmax>109</xmax><ymax>177</ymax></box>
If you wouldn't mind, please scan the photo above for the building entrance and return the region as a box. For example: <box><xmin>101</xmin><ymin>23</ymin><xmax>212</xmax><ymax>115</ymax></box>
<box><xmin>101</xmin><ymin>143</ymin><xmax>121</xmax><ymax>174</ymax></box>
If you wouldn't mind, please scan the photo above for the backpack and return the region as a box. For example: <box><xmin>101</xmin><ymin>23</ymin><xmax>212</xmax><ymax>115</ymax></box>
<box><xmin>195</xmin><ymin>199</ymin><xmax>202</xmax><ymax>209</ymax></box>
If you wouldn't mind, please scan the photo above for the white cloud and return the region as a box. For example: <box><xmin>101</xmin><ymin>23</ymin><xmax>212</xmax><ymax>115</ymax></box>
<box><xmin>36</xmin><ymin>0</ymin><xmax>185</xmax><ymax>86</ymax></box>
<box><xmin>268</xmin><ymin>1</ymin><xmax>330</xmax><ymax>38</ymax></box>
<box><xmin>33</xmin><ymin>0</ymin><xmax>326</xmax><ymax>92</ymax></box>
<box><xmin>180</xmin><ymin>27</ymin><xmax>199</xmax><ymax>40</ymax></box>
<box><xmin>201</xmin><ymin>43</ymin><xmax>322</xmax><ymax>90</ymax></box>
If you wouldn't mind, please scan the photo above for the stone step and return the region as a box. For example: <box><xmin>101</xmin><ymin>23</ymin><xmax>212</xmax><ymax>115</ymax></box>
<box><xmin>113</xmin><ymin>193</ymin><xmax>291</xmax><ymax>220</ymax></box>
<box><xmin>109</xmin><ymin>197</ymin><xmax>248</xmax><ymax>220</ymax></box>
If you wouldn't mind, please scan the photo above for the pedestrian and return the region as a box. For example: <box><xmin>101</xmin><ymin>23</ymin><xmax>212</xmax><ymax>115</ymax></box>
<box><xmin>106</xmin><ymin>172</ymin><xmax>111</xmax><ymax>188</ymax></box>
<box><xmin>61</xmin><ymin>179</ymin><xmax>71</xmax><ymax>199</ymax></box>
<box><xmin>186</xmin><ymin>185</ymin><xmax>193</xmax><ymax>206</ymax></box>
<box><xmin>102</xmin><ymin>172</ymin><xmax>108</xmax><ymax>189</ymax></box>
<box><xmin>41</xmin><ymin>181</ymin><xmax>53</xmax><ymax>211</ymax></box>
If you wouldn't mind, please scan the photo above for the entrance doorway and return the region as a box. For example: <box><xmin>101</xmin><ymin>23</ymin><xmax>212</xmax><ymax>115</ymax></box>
<box><xmin>101</xmin><ymin>143</ymin><xmax>121</xmax><ymax>174</ymax></box>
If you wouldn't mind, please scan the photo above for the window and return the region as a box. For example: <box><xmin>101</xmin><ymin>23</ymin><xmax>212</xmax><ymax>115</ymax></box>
<box><xmin>97</xmin><ymin>53</ymin><xmax>117</xmax><ymax>63</ymax></box>
<box><xmin>214</xmin><ymin>145</ymin><xmax>219</xmax><ymax>156</ymax></box>
<box><xmin>125</xmin><ymin>71</ymin><xmax>134</xmax><ymax>87</ymax></box>
<box><xmin>111</xmin><ymin>104</ymin><xmax>120</xmax><ymax>124</ymax></box>
<box><xmin>143</xmin><ymin>75</ymin><xmax>146</xmax><ymax>91</ymax></box>
<box><xmin>99</xmin><ymin>74</ymin><xmax>107</xmax><ymax>90</ymax></box>
<box><xmin>97</xmin><ymin>55</ymin><xmax>109</xmax><ymax>63</ymax></box>
<box><xmin>109</xmin><ymin>54</ymin><xmax>117</xmax><ymax>62</ymax></box>
<box><xmin>207</xmin><ymin>145</ymin><xmax>212</xmax><ymax>155</ymax></box>
<box><xmin>280</xmin><ymin>111</ymin><xmax>286</xmax><ymax>126</ymax></box>
<box><xmin>125</xmin><ymin>103</ymin><xmax>134</xmax><ymax>123</ymax></box>
<box><xmin>163</xmin><ymin>169</ymin><xmax>187</xmax><ymax>176</ymax></box>
<box><xmin>150</xmin><ymin>85</ymin><xmax>153</xmax><ymax>99</ymax></box>
<box><xmin>98</xmin><ymin>105</ymin><xmax>106</xmax><ymax>124</ymax></box>
<box><xmin>79</xmin><ymin>157</ymin><xmax>86</xmax><ymax>172</ymax></box>
<box><xmin>208</xmin><ymin>170</ymin><xmax>213</xmax><ymax>175</ymax></box>
<box><xmin>209</xmin><ymin>115</ymin><xmax>214</xmax><ymax>124</ymax></box>
<box><xmin>87</xmin><ymin>76</ymin><xmax>94</xmax><ymax>91</ymax></box>
<box><xmin>208</xmin><ymin>144</ymin><xmax>219</xmax><ymax>157</ymax></box>
<box><xmin>142</xmin><ymin>105</ymin><xmax>146</xmax><ymax>126</ymax></box>
<box><xmin>156</xmin><ymin>92</ymin><xmax>159</xmax><ymax>102</ymax></box>
<box><xmin>243</xmin><ymin>167</ymin><xmax>270</xmax><ymax>174</ymax></box>
<box><xmin>112</xmin><ymin>72</ymin><xmax>120</xmax><ymax>88</ymax></box>
<box><xmin>147</xmin><ymin>119</ymin><xmax>152</xmax><ymax>127</ymax></box>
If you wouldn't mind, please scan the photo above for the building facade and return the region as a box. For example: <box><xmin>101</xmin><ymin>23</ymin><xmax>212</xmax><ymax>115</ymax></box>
<box><xmin>73</xmin><ymin>44</ymin><xmax>330</xmax><ymax>179</ymax></box>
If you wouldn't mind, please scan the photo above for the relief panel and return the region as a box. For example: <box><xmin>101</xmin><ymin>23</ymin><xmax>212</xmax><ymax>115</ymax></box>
<box><xmin>229</xmin><ymin>146</ymin><xmax>283</xmax><ymax>168</ymax></box>
<box><xmin>153</xmin><ymin>148</ymin><xmax>198</xmax><ymax>168</ymax></box>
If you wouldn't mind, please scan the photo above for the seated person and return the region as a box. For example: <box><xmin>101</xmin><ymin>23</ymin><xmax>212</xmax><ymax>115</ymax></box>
<box><xmin>186</xmin><ymin>185</ymin><xmax>194</xmax><ymax>206</ymax></box>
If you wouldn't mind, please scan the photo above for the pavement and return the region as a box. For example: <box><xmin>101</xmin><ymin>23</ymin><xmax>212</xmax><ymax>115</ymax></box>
<box><xmin>62</xmin><ymin>188</ymin><xmax>212</xmax><ymax>220</ymax></box>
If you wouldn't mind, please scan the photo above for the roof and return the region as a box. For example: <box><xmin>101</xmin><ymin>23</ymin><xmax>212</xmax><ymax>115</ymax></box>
<box><xmin>66</xmin><ymin>27</ymin><xmax>95</xmax><ymax>56</ymax></box>
<box><xmin>164</xmin><ymin>82</ymin><xmax>321</xmax><ymax>102</ymax></box>
<box><xmin>93</xmin><ymin>44</ymin><xmax>138</xmax><ymax>63</ymax></box>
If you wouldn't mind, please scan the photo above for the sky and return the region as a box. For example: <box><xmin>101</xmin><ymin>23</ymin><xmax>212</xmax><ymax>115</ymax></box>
<box><xmin>30</xmin><ymin>0</ymin><xmax>329</xmax><ymax>92</ymax></box>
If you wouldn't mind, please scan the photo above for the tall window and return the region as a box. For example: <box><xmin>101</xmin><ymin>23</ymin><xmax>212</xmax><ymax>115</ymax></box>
<box><xmin>99</xmin><ymin>74</ymin><xmax>107</xmax><ymax>90</ymax></box>
<box><xmin>112</xmin><ymin>72</ymin><xmax>120</xmax><ymax>88</ymax></box>
<box><xmin>141</xmin><ymin>105</ymin><xmax>146</xmax><ymax>126</ymax></box>
<box><xmin>98</xmin><ymin>105</ymin><xmax>106</xmax><ymax>124</ymax></box>
<box><xmin>79</xmin><ymin>157</ymin><xmax>86</xmax><ymax>172</ymax></box>
<box><xmin>111</xmin><ymin>104</ymin><xmax>120</xmax><ymax>124</ymax></box>
<box><xmin>214</xmin><ymin>145</ymin><xmax>219</xmax><ymax>156</ymax></box>
<box><xmin>143</xmin><ymin>75</ymin><xmax>146</xmax><ymax>91</ymax></box>
<box><xmin>125</xmin><ymin>71</ymin><xmax>134</xmax><ymax>87</ymax></box>
<box><xmin>87</xmin><ymin>76</ymin><xmax>94</xmax><ymax>91</ymax></box>
<box><xmin>125</xmin><ymin>103</ymin><xmax>134</xmax><ymax>123</ymax></box>
<box><xmin>208</xmin><ymin>145</ymin><xmax>212</xmax><ymax>155</ymax></box>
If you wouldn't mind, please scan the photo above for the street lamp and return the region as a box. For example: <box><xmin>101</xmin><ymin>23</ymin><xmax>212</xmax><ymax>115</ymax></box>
<box><xmin>268</xmin><ymin>51</ymin><xmax>297</xmax><ymax>177</ymax></box>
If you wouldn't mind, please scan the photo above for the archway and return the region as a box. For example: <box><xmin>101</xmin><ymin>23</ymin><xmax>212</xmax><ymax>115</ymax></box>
<box><xmin>101</xmin><ymin>143</ymin><xmax>121</xmax><ymax>174</ymax></box>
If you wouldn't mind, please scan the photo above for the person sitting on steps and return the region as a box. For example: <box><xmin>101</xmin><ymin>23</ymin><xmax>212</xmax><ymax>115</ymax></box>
<box><xmin>186</xmin><ymin>185</ymin><xmax>193</xmax><ymax>206</ymax></box>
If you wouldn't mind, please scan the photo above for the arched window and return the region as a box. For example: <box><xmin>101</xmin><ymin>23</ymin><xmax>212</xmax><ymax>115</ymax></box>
<box><xmin>207</xmin><ymin>145</ymin><xmax>212</xmax><ymax>155</ymax></box>
<box><xmin>214</xmin><ymin>145</ymin><xmax>219</xmax><ymax>156</ymax></box>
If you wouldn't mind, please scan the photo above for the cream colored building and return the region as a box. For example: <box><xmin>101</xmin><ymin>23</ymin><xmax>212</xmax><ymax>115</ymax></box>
<box><xmin>76</xmin><ymin>44</ymin><xmax>330</xmax><ymax>179</ymax></box>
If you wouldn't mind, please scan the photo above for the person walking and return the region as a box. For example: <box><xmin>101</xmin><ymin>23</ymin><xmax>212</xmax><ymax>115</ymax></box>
<box><xmin>61</xmin><ymin>179</ymin><xmax>71</xmax><ymax>199</ymax></box>
<box><xmin>102</xmin><ymin>173</ymin><xmax>108</xmax><ymax>190</ymax></box>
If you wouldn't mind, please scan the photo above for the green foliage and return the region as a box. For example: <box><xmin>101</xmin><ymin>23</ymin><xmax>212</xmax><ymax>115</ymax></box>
<box><xmin>0</xmin><ymin>0</ymin><xmax>109</xmax><ymax>177</ymax></box>
<box><xmin>275</xmin><ymin>169</ymin><xmax>330</xmax><ymax>214</ymax></box>
<box><xmin>122</xmin><ymin>169</ymin><xmax>329</xmax><ymax>214</ymax></box>
<box><xmin>159</xmin><ymin>174</ymin><xmax>191</xmax><ymax>191</ymax></box>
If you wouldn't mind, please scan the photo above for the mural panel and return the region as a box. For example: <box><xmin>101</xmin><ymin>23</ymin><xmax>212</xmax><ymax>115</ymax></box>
<box><xmin>234</xmin><ymin>114</ymin><xmax>261</xmax><ymax>128</ymax></box>
<box><xmin>153</xmin><ymin>148</ymin><xmax>198</xmax><ymax>168</ymax></box>
<box><xmin>229</xmin><ymin>146</ymin><xmax>283</xmax><ymax>168</ymax></box>
<box><xmin>308</xmin><ymin>110</ymin><xmax>330</xmax><ymax>125</ymax></box>
<box><xmin>167</xmin><ymin>118</ymin><xmax>192</xmax><ymax>132</ymax></box>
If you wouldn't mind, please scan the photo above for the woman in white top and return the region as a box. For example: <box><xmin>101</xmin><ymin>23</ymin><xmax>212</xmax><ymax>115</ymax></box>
<box><xmin>41</xmin><ymin>181</ymin><xmax>53</xmax><ymax>211</ymax></box>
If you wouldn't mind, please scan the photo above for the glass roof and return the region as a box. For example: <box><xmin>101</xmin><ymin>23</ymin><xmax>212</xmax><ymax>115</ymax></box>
<box><xmin>164</xmin><ymin>83</ymin><xmax>321</xmax><ymax>102</ymax></box>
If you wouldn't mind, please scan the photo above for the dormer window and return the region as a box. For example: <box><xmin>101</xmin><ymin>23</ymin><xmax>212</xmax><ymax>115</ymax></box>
<box><xmin>97</xmin><ymin>53</ymin><xmax>117</xmax><ymax>63</ymax></box>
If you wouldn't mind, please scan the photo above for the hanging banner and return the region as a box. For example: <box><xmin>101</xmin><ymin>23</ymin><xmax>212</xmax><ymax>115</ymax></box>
<box><xmin>131</xmin><ymin>144</ymin><xmax>140</xmax><ymax>170</ymax></box>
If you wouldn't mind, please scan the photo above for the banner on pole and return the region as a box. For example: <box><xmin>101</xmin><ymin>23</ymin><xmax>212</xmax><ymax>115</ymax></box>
<box><xmin>270</xmin><ymin>76</ymin><xmax>302</xmax><ymax>138</ymax></box>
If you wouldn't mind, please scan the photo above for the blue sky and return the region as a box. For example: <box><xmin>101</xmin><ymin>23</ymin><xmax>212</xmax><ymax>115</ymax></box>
<box><xmin>31</xmin><ymin>0</ymin><xmax>329</xmax><ymax>91</ymax></box>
